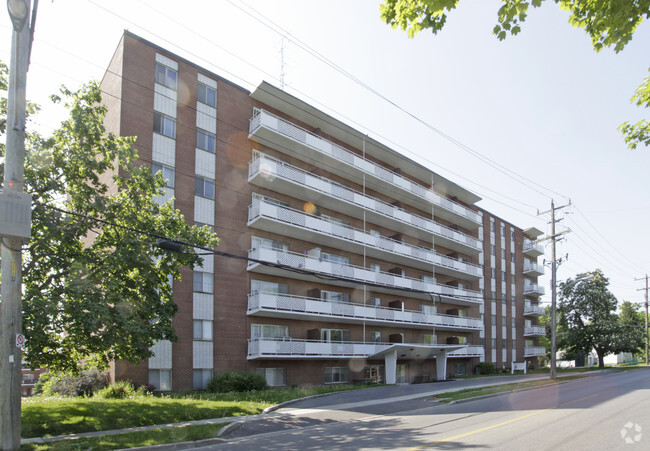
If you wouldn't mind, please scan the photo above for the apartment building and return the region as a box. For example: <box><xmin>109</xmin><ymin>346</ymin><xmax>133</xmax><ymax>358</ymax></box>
<box><xmin>102</xmin><ymin>32</ymin><xmax>545</xmax><ymax>390</ymax></box>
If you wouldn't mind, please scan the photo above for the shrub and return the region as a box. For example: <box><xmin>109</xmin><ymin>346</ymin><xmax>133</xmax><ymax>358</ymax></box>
<box><xmin>207</xmin><ymin>371</ymin><xmax>268</xmax><ymax>393</ymax></box>
<box><xmin>95</xmin><ymin>381</ymin><xmax>140</xmax><ymax>399</ymax></box>
<box><xmin>40</xmin><ymin>368</ymin><xmax>109</xmax><ymax>397</ymax></box>
<box><xmin>476</xmin><ymin>362</ymin><xmax>497</xmax><ymax>375</ymax></box>
<box><xmin>32</xmin><ymin>371</ymin><xmax>52</xmax><ymax>395</ymax></box>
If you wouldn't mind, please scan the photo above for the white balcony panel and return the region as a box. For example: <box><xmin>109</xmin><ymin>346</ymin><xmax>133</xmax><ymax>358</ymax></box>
<box><xmin>249</xmin><ymin>110</ymin><xmax>481</xmax><ymax>229</ymax></box>
<box><xmin>193</xmin><ymin>293</ymin><xmax>214</xmax><ymax>320</ymax></box>
<box><xmin>524</xmin><ymin>346</ymin><xmax>546</xmax><ymax>357</ymax></box>
<box><xmin>523</xmin><ymin>240</ymin><xmax>544</xmax><ymax>257</ymax></box>
<box><xmin>197</xmin><ymin>102</ymin><xmax>217</xmax><ymax>133</ymax></box>
<box><xmin>248</xmin><ymin>198</ymin><xmax>482</xmax><ymax>280</ymax></box>
<box><xmin>247</xmin><ymin>246</ymin><xmax>483</xmax><ymax>306</ymax></box>
<box><xmin>199</xmin><ymin>253</ymin><xmax>214</xmax><ymax>273</ymax></box>
<box><xmin>154</xmin><ymin>84</ymin><xmax>177</xmax><ymax>117</ymax></box>
<box><xmin>156</xmin><ymin>53</ymin><xmax>178</xmax><ymax>70</ymax></box>
<box><xmin>248</xmin><ymin>292</ymin><xmax>483</xmax><ymax>331</ymax></box>
<box><xmin>447</xmin><ymin>345</ymin><xmax>484</xmax><ymax>358</ymax></box>
<box><xmin>153</xmin><ymin>187</ymin><xmax>174</xmax><ymax>207</ymax></box>
<box><xmin>152</xmin><ymin>134</ymin><xmax>175</xmax><ymax>167</ymax></box>
<box><xmin>196</xmin><ymin>149</ymin><xmax>216</xmax><ymax>179</ymax></box>
<box><xmin>198</xmin><ymin>73</ymin><xmax>217</xmax><ymax>88</ymax></box>
<box><xmin>523</xmin><ymin>284</ymin><xmax>545</xmax><ymax>297</ymax></box>
<box><xmin>149</xmin><ymin>340</ymin><xmax>172</xmax><ymax>369</ymax></box>
<box><xmin>248</xmin><ymin>152</ymin><xmax>481</xmax><ymax>255</ymax></box>
<box><xmin>524</xmin><ymin>325</ymin><xmax>546</xmax><ymax>337</ymax></box>
<box><xmin>194</xmin><ymin>196</ymin><xmax>215</xmax><ymax>225</ymax></box>
<box><xmin>523</xmin><ymin>261</ymin><xmax>545</xmax><ymax>277</ymax></box>
<box><xmin>193</xmin><ymin>341</ymin><xmax>213</xmax><ymax>368</ymax></box>
<box><xmin>523</xmin><ymin>304</ymin><xmax>545</xmax><ymax>316</ymax></box>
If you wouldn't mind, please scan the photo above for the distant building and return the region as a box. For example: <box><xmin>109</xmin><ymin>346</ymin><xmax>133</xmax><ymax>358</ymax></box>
<box><xmin>21</xmin><ymin>361</ymin><xmax>46</xmax><ymax>397</ymax></box>
<box><xmin>101</xmin><ymin>32</ymin><xmax>545</xmax><ymax>390</ymax></box>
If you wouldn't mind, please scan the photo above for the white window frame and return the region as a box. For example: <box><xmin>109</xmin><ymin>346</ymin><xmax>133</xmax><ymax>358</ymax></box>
<box><xmin>155</xmin><ymin>63</ymin><xmax>177</xmax><ymax>90</ymax></box>
<box><xmin>152</xmin><ymin>163</ymin><xmax>175</xmax><ymax>188</ymax></box>
<box><xmin>193</xmin><ymin>369</ymin><xmax>212</xmax><ymax>390</ymax></box>
<box><xmin>255</xmin><ymin>368</ymin><xmax>286</xmax><ymax>387</ymax></box>
<box><xmin>193</xmin><ymin>319</ymin><xmax>213</xmax><ymax>341</ymax></box>
<box><xmin>193</xmin><ymin>271</ymin><xmax>213</xmax><ymax>294</ymax></box>
<box><xmin>197</xmin><ymin>82</ymin><xmax>216</xmax><ymax>107</ymax></box>
<box><xmin>196</xmin><ymin>129</ymin><xmax>216</xmax><ymax>153</ymax></box>
<box><xmin>324</xmin><ymin>367</ymin><xmax>349</xmax><ymax>384</ymax></box>
<box><xmin>251</xmin><ymin>324</ymin><xmax>289</xmax><ymax>340</ymax></box>
<box><xmin>149</xmin><ymin>369</ymin><xmax>172</xmax><ymax>391</ymax></box>
<box><xmin>153</xmin><ymin>112</ymin><xmax>176</xmax><ymax>139</ymax></box>
<box><xmin>195</xmin><ymin>176</ymin><xmax>215</xmax><ymax>199</ymax></box>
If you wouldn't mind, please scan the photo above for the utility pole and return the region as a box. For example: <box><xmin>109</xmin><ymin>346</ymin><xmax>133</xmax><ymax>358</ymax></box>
<box><xmin>635</xmin><ymin>275</ymin><xmax>649</xmax><ymax>365</ymax></box>
<box><xmin>1</xmin><ymin>1</ymin><xmax>35</xmax><ymax>449</ymax></box>
<box><xmin>538</xmin><ymin>199</ymin><xmax>571</xmax><ymax>380</ymax></box>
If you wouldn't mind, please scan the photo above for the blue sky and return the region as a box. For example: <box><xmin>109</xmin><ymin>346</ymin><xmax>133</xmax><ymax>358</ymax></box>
<box><xmin>2</xmin><ymin>0</ymin><xmax>649</xmax><ymax>307</ymax></box>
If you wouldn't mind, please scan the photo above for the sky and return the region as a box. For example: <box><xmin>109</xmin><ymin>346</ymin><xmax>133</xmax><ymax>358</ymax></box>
<box><xmin>2</xmin><ymin>0</ymin><xmax>649</xmax><ymax>309</ymax></box>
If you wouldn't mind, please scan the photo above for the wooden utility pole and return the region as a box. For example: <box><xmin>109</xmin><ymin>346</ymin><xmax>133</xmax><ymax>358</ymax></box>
<box><xmin>635</xmin><ymin>275</ymin><xmax>649</xmax><ymax>365</ymax></box>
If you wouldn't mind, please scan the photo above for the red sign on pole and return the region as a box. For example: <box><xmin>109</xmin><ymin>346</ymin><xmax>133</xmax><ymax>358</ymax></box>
<box><xmin>15</xmin><ymin>334</ymin><xmax>25</xmax><ymax>349</ymax></box>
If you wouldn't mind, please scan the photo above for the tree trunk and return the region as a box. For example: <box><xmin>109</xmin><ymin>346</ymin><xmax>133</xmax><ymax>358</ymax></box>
<box><xmin>596</xmin><ymin>349</ymin><xmax>605</xmax><ymax>368</ymax></box>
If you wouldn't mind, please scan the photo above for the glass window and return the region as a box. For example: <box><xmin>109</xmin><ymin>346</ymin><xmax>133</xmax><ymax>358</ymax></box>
<box><xmin>255</xmin><ymin>368</ymin><xmax>286</xmax><ymax>386</ymax></box>
<box><xmin>419</xmin><ymin>334</ymin><xmax>437</xmax><ymax>344</ymax></box>
<box><xmin>321</xmin><ymin>253</ymin><xmax>349</xmax><ymax>265</ymax></box>
<box><xmin>491</xmin><ymin>338</ymin><xmax>497</xmax><ymax>349</ymax></box>
<box><xmin>251</xmin><ymin>324</ymin><xmax>289</xmax><ymax>340</ymax></box>
<box><xmin>193</xmin><ymin>320</ymin><xmax>213</xmax><ymax>340</ymax></box>
<box><xmin>152</xmin><ymin>163</ymin><xmax>175</xmax><ymax>188</ymax></box>
<box><xmin>324</xmin><ymin>367</ymin><xmax>349</xmax><ymax>384</ymax></box>
<box><xmin>193</xmin><ymin>271</ymin><xmax>213</xmax><ymax>293</ymax></box>
<box><xmin>193</xmin><ymin>369</ymin><xmax>212</xmax><ymax>390</ymax></box>
<box><xmin>321</xmin><ymin>291</ymin><xmax>350</xmax><ymax>303</ymax></box>
<box><xmin>195</xmin><ymin>177</ymin><xmax>215</xmax><ymax>199</ymax></box>
<box><xmin>155</xmin><ymin>63</ymin><xmax>177</xmax><ymax>90</ymax></box>
<box><xmin>491</xmin><ymin>316</ymin><xmax>497</xmax><ymax>326</ymax></box>
<box><xmin>321</xmin><ymin>329</ymin><xmax>351</xmax><ymax>343</ymax></box>
<box><xmin>153</xmin><ymin>112</ymin><xmax>176</xmax><ymax>138</ymax></box>
<box><xmin>251</xmin><ymin>280</ymin><xmax>289</xmax><ymax>295</ymax></box>
<box><xmin>197</xmin><ymin>129</ymin><xmax>216</xmax><ymax>153</ymax></box>
<box><xmin>252</xmin><ymin>236</ymin><xmax>288</xmax><ymax>252</ymax></box>
<box><xmin>371</xmin><ymin>331</ymin><xmax>381</xmax><ymax>343</ymax></box>
<box><xmin>197</xmin><ymin>82</ymin><xmax>216</xmax><ymax>107</ymax></box>
<box><xmin>149</xmin><ymin>369</ymin><xmax>172</xmax><ymax>391</ymax></box>
<box><xmin>502</xmin><ymin>339</ymin><xmax>507</xmax><ymax>349</ymax></box>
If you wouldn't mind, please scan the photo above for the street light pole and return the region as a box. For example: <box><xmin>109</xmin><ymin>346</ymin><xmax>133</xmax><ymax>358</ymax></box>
<box><xmin>0</xmin><ymin>1</ymin><xmax>33</xmax><ymax>449</ymax></box>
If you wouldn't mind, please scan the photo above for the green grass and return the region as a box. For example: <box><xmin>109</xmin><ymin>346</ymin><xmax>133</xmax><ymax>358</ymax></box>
<box><xmin>434</xmin><ymin>375</ymin><xmax>586</xmax><ymax>403</ymax></box>
<box><xmin>20</xmin><ymin>423</ymin><xmax>227</xmax><ymax>451</ymax></box>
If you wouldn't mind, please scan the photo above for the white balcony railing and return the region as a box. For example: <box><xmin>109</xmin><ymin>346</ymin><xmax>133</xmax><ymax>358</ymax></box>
<box><xmin>248</xmin><ymin>197</ymin><xmax>482</xmax><ymax>279</ymax></box>
<box><xmin>524</xmin><ymin>284</ymin><xmax>546</xmax><ymax>296</ymax></box>
<box><xmin>248</xmin><ymin>245</ymin><xmax>483</xmax><ymax>305</ymax></box>
<box><xmin>248</xmin><ymin>292</ymin><xmax>484</xmax><ymax>331</ymax></box>
<box><xmin>247</xmin><ymin>338</ymin><xmax>484</xmax><ymax>359</ymax></box>
<box><xmin>523</xmin><ymin>304</ymin><xmax>545</xmax><ymax>316</ymax></box>
<box><xmin>524</xmin><ymin>325</ymin><xmax>546</xmax><ymax>336</ymax></box>
<box><xmin>524</xmin><ymin>346</ymin><xmax>546</xmax><ymax>357</ymax></box>
<box><xmin>249</xmin><ymin>152</ymin><xmax>482</xmax><ymax>253</ymax></box>
<box><xmin>249</xmin><ymin>109</ymin><xmax>481</xmax><ymax>226</ymax></box>
<box><xmin>523</xmin><ymin>239</ymin><xmax>544</xmax><ymax>256</ymax></box>
<box><xmin>523</xmin><ymin>261</ymin><xmax>545</xmax><ymax>276</ymax></box>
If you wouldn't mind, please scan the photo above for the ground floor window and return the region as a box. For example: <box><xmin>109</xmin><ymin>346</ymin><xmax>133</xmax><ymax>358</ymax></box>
<box><xmin>324</xmin><ymin>367</ymin><xmax>349</xmax><ymax>384</ymax></box>
<box><xmin>396</xmin><ymin>364</ymin><xmax>408</xmax><ymax>383</ymax></box>
<box><xmin>363</xmin><ymin>365</ymin><xmax>384</xmax><ymax>383</ymax></box>
<box><xmin>149</xmin><ymin>369</ymin><xmax>172</xmax><ymax>391</ymax></box>
<box><xmin>193</xmin><ymin>369</ymin><xmax>213</xmax><ymax>390</ymax></box>
<box><xmin>256</xmin><ymin>368</ymin><xmax>286</xmax><ymax>386</ymax></box>
<box><xmin>454</xmin><ymin>363</ymin><xmax>467</xmax><ymax>376</ymax></box>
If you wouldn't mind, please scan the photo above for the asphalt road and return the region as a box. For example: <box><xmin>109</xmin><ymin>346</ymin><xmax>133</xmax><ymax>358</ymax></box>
<box><xmin>194</xmin><ymin>369</ymin><xmax>650</xmax><ymax>450</ymax></box>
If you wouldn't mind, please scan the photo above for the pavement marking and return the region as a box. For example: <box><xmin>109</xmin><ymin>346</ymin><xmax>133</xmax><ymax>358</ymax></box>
<box><xmin>409</xmin><ymin>392</ymin><xmax>599</xmax><ymax>450</ymax></box>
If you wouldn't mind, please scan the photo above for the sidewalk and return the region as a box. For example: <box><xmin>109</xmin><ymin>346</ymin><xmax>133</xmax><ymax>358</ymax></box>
<box><xmin>21</xmin><ymin>371</ymin><xmax>601</xmax><ymax>448</ymax></box>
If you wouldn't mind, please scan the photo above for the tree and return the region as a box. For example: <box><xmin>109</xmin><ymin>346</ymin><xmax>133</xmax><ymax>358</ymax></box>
<box><xmin>0</xmin><ymin>67</ymin><xmax>219</xmax><ymax>373</ymax></box>
<box><xmin>557</xmin><ymin>270</ymin><xmax>644</xmax><ymax>367</ymax></box>
<box><xmin>379</xmin><ymin>0</ymin><xmax>650</xmax><ymax>149</ymax></box>
<box><xmin>618</xmin><ymin>300</ymin><xmax>646</xmax><ymax>359</ymax></box>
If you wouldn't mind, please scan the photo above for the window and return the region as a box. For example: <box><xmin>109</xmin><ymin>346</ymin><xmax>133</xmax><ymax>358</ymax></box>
<box><xmin>491</xmin><ymin>245</ymin><xmax>495</xmax><ymax>255</ymax></box>
<box><xmin>321</xmin><ymin>291</ymin><xmax>350</xmax><ymax>303</ymax></box>
<box><xmin>152</xmin><ymin>163</ymin><xmax>175</xmax><ymax>188</ymax></box>
<box><xmin>197</xmin><ymin>82</ymin><xmax>216</xmax><ymax>107</ymax></box>
<box><xmin>155</xmin><ymin>63</ymin><xmax>177</xmax><ymax>90</ymax></box>
<box><xmin>369</xmin><ymin>297</ymin><xmax>381</xmax><ymax>306</ymax></box>
<box><xmin>500</xmin><ymin>224</ymin><xmax>505</xmax><ymax>237</ymax></box>
<box><xmin>153</xmin><ymin>112</ymin><xmax>176</xmax><ymax>138</ymax></box>
<box><xmin>321</xmin><ymin>253</ymin><xmax>349</xmax><ymax>265</ymax></box>
<box><xmin>491</xmin><ymin>269</ymin><xmax>496</xmax><ymax>279</ymax></box>
<box><xmin>491</xmin><ymin>338</ymin><xmax>497</xmax><ymax>349</ymax></box>
<box><xmin>420</xmin><ymin>304</ymin><xmax>437</xmax><ymax>315</ymax></box>
<box><xmin>420</xmin><ymin>275</ymin><xmax>435</xmax><ymax>284</ymax></box>
<box><xmin>511</xmin><ymin>254</ymin><xmax>515</xmax><ymax>263</ymax></box>
<box><xmin>324</xmin><ymin>367</ymin><xmax>348</xmax><ymax>384</ymax></box>
<box><xmin>321</xmin><ymin>329</ymin><xmax>351</xmax><ymax>343</ymax></box>
<box><xmin>193</xmin><ymin>271</ymin><xmax>213</xmax><ymax>293</ymax></box>
<box><xmin>255</xmin><ymin>368</ymin><xmax>286</xmax><ymax>386</ymax></box>
<box><xmin>196</xmin><ymin>129</ymin><xmax>216</xmax><ymax>153</ymax></box>
<box><xmin>371</xmin><ymin>331</ymin><xmax>381</xmax><ymax>343</ymax></box>
<box><xmin>490</xmin><ymin>220</ymin><xmax>495</xmax><ymax>232</ymax></box>
<box><xmin>502</xmin><ymin>272</ymin><xmax>506</xmax><ymax>282</ymax></box>
<box><xmin>193</xmin><ymin>369</ymin><xmax>212</xmax><ymax>390</ymax></box>
<box><xmin>419</xmin><ymin>334</ymin><xmax>437</xmax><ymax>345</ymax></box>
<box><xmin>193</xmin><ymin>320</ymin><xmax>213</xmax><ymax>340</ymax></box>
<box><xmin>511</xmin><ymin>318</ymin><xmax>516</xmax><ymax>327</ymax></box>
<box><xmin>195</xmin><ymin>176</ymin><xmax>215</xmax><ymax>199</ymax></box>
<box><xmin>370</xmin><ymin>263</ymin><xmax>381</xmax><ymax>273</ymax></box>
<box><xmin>251</xmin><ymin>280</ymin><xmax>289</xmax><ymax>295</ymax></box>
<box><xmin>369</xmin><ymin>229</ymin><xmax>380</xmax><ymax>238</ymax></box>
<box><xmin>149</xmin><ymin>369</ymin><xmax>171</xmax><ymax>391</ymax></box>
<box><xmin>502</xmin><ymin>339</ymin><xmax>507</xmax><ymax>349</ymax></box>
<box><xmin>501</xmin><ymin>249</ymin><xmax>506</xmax><ymax>259</ymax></box>
<box><xmin>251</xmin><ymin>324</ymin><xmax>288</xmax><ymax>340</ymax></box>
<box><xmin>252</xmin><ymin>236</ymin><xmax>288</xmax><ymax>252</ymax></box>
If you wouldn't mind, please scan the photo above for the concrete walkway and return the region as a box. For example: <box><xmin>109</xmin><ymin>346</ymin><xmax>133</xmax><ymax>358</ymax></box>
<box><xmin>21</xmin><ymin>371</ymin><xmax>601</xmax><ymax>449</ymax></box>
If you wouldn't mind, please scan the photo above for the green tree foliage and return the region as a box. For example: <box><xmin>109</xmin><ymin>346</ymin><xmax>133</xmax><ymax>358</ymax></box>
<box><xmin>0</xmin><ymin>69</ymin><xmax>219</xmax><ymax>372</ymax></box>
<box><xmin>558</xmin><ymin>270</ymin><xmax>644</xmax><ymax>367</ymax></box>
<box><xmin>379</xmin><ymin>0</ymin><xmax>650</xmax><ymax>149</ymax></box>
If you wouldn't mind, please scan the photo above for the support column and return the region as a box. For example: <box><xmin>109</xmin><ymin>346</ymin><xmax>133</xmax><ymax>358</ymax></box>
<box><xmin>435</xmin><ymin>350</ymin><xmax>448</xmax><ymax>381</ymax></box>
<box><xmin>384</xmin><ymin>350</ymin><xmax>397</xmax><ymax>384</ymax></box>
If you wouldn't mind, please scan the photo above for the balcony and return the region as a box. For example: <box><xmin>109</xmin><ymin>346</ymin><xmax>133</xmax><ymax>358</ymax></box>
<box><xmin>248</xmin><ymin>196</ymin><xmax>482</xmax><ymax>280</ymax></box>
<box><xmin>524</xmin><ymin>346</ymin><xmax>546</xmax><ymax>357</ymax></box>
<box><xmin>523</xmin><ymin>283</ymin><xmax>545</xmax><ymax>297</ymax></box>
<box><xmin>248</xmin><ymin>292</ymin><xmax>484</xmax><ymax>331</ymax></box>
<box><xmin>524</xmin><ymin>325</ymin><xmax>546</xmax><ymax>337</ymax></box>
<box><xmin>247</xmin><ymin>338</ymin><xmax>484</xmax><ymax>360</ymax></box>
<box><xmin>523</xmin><ymin>304</ymin><xmax>545</xmax><ymax>316</ymax></box>
<box><xmin>248</xmin><ymin>245</ymin><xmax>483</xmax><ymax>306</ymax></box>
<box><xmin>523</xmin><ymin>261</ymin><xmax>545</xmax><ymax>277</ymax></box>
<box><xmin>249</xmin><ymin>152</ymin><xmax>481</xmax><ymax>255</ymax></box>
<box><xmin>249</xmin><ymin>109</ymin><xmax>481</xmax><ymax>229</ymax></box>
<box><xmin>523</xmin><ymin>239</ymin><xmax>544</xmax><ymax>257</ymax></box>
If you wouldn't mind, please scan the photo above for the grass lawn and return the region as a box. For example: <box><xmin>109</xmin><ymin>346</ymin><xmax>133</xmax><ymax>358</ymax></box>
<box><xmin>434</xmin><ymin>375</ymin><xmax>587</xmax><ymax>403</ymax></box>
